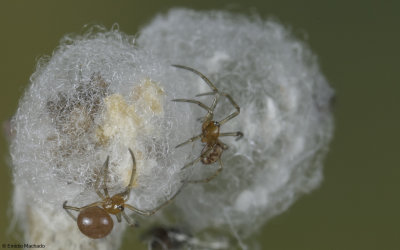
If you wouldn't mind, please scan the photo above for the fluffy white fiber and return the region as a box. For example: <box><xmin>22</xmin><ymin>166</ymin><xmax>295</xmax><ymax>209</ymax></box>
<box><xmin>10</xmin><ymin>8</ymin><xmax>334</xmax><ymax>249</ymax></box>
<box><xmin>10</xmin><ymin>25</ymin><xmax>194</xmax><ymax>248</ymax></box>
<box><xmin>11</xmin><ymin>26</ymin><xmax>189</xmax><ymax>207</ymax></box>
<box><xmin>138</xmin><ymin>9</ymin><xmax>334</xmax><ymax>240</ymax></box>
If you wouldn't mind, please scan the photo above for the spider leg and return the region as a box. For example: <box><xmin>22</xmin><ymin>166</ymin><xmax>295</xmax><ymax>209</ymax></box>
<box><xmin>63</xmin><ymin>202</ymin><xmax>78</xmax><ymax>221</ymax></box>
<box><xmin>175</xmin><ymin>134</ymin><xmax>202</xmax><ymax>148</ymax></box>
<box><xmin>204</xmin><ymin>93</ymin><xmax>220</xmax><ymax>121</ymax></box>
<box><xmin>189</xmin><ymin>159</ymin><xmax>223</xmax><ymax>183</ymax></box>
<box><xmin>217</xmin><ymin>92</ymin><xmax>240</xmax><ymax>126</ymax></box>
<box><xmin>120</xmin><ymin>149</ymin><xmax>136</xmax><ymax>201</ymax></box>
<box><xmin>219</xmin><ymin>131</ymin><xmax>243</xmax><ymax>141</ymax></box>
<box><xmin>94</xmin><ymin>185</ymin><xmax>105</xmax><ymax>200</ymax></box>
<box><xmin>116</xmin><ymin>213</ymin><xmax>122</xmax><ymax>223</ymax></box>
<box><xmin>173</xmin><ymin>64</ymin><xmax>241</xmax><ymax>123</ymax></box>
<box><xmin>196</xmin><ymin>116</ymin><xmax>205</xmax><ymax>122</ymax></box>
<box><xmin>124</xmin><ymin>183</ymin><xmax>186</xmax><ymax>216</ymax></box>
<box><xmin>181</xmin><ymin>145</ymin><xmax>213</xmax><ymax>170</ymax></box>
<box><xmin>181</xmin><ymin>156</ymin><xmax>202</xmax><ymax>170</ymax></box>
<box><xmin>63</xmin><ymin>201</ymin><xmax>104</xmax><ymax>222</ymax></box>
<box><xmin>63</xmin><ymin>201</ymin><xmax>104</xmax><ymax>212</ymax></box>
<box><xmin>102</xmin><ymin>156</ymin><xmax>110</xmax><ymax>197</ymax></box>
<box><xmin>172</xmin><ymin>64</ymin><xmax>218</xmax><ymax>92</ymax></box>
<box><xmin>121</xmin><ymin>210</ymin><xmax>139</xmax><ymax>227</ymax></box>
<box><xmin>195</xmin><ymin>91</ymin><xmax>216</xmax><ymax>97</ymax></box>
<box><xmin>94</xmin><ymin>156</ymin><xmax>109</xmax><ymax>199</ymax></box>
<box><xmin>172</xmin><ymin>99</ymin><xmax>212</xmax><ymax>113</ymax></box>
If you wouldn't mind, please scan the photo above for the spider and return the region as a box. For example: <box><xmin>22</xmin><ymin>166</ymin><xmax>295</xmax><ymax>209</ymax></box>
<box><xmin>63</xmin><ymin>148</ymin><xmax>183</xmax><ymax>239</ymax></box>
<box><xmin>172</xmin><ymin>65</ymin><xmax>243</xmax><ymax>183</ymax></box>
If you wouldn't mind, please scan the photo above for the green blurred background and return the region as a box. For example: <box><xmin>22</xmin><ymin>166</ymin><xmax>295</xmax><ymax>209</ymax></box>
<box><xmin>0</xmin><ymin>1</ymin><xmax>398</xmax><ymax>249</ymax></box>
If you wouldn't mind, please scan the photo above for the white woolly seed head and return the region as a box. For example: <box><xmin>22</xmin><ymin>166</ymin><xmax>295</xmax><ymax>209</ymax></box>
<box><xmin>10</xmin><ymin>26</ymin><xmax>196</xmax><ymax>246</ymax></box>
<box><xmin>138</xmin><ymin>8</ymin><xmax>334</xmax><ymax>237</ymax></box>
<box><xmin>10</xmin><ymin>8</ymin><xmax>334</xmax><ymax>249</ymax></box>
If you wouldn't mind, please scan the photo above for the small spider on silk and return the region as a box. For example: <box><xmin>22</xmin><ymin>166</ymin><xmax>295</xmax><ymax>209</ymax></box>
<box><xmin>63</xmin><ymin>149</ymin><xmax>184</xmax><ymax>239</ymax></box>
<box><xmin>172</xmin><ymin>65</ymin><xmax>243</xmax><ymax>183</ymax></box>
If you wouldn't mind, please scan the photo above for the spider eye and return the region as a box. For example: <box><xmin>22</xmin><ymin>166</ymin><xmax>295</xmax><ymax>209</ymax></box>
<box><xmin>119</xmin><ymin>205</ymin><xmax>124</xmax><ymax>211</ymax></box>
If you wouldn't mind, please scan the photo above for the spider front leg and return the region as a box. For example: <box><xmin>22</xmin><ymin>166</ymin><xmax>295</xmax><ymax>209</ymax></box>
<box><xmin>119</xmin><ymin>148</ymin><xmax>136</xmax><ymax>201</ymax></box>
<box><xmin>173</xmin><ymin>93</ymin><xmax>220</xmax><ymax>126</ymax></box>
<box><xmin>172</xmin><ymin>64</ymin><xmax>219</xmax><ymax>92</ymax></box>
<box><xmin>172</xmin><ymin>99</ymin><xmax>212</xmax><ymax>113</ymax></box>
<box><xmin>217</xmin><ymin>92</ymin><xmax>240</xmax><ymax>126</ymax></box>
<box><xmin>195</xmin><ymin>91</ymin><xmax>239</xmax><ymax>125</ymax></box>
<box><xmin>63</xmin><ymin>201</ymin><xmax>104</xmax><ymax>221</ymax></box>
<box><xmin>94</xmin><ymin>156</ymin><xmax>110</xmax><ymax>199</ymax></box>
<box><xmin>101</xmin><ymin>155</ymin><xmax>111</xmax><ymax>197</ymax></box>
<box><xmin>63</xmin><ymin>201</ymin><xmax>104</xmax><ymax>212</ymax></box>
<box><xmin>93</xmin><ymin>155</ymin><xmax>110</xmax><ymax>199</ymax></box>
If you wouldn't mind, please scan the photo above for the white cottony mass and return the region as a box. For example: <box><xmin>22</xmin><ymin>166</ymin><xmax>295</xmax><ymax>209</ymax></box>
<box><xmin>10</xmin><ymin>9</ymin><xmax>334</xmax><ymax>249</ymax></box>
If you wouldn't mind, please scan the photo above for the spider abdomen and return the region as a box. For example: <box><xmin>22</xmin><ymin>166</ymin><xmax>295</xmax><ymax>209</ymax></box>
<box><xmin>201</xmin><ymin>142</ymin><xmax>224</xmax><ymax>165</ymax></box>
<box><xmin>77</xmin><ymin>206</ymin><xmax>114</xmax><ymax>239</ymax></box>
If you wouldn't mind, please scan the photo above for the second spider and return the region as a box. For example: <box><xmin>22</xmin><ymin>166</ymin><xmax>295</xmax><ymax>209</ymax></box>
<box><xmin>172</xmin><ymin>65</ymin><xmax>243</xmax><ymax>183</ymax></box>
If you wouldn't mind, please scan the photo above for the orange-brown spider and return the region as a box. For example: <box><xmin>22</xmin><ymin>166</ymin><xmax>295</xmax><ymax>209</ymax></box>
<box><xmin>172</xmin><ymin>65</ymin><xmax>243</xmax><ymax>183</ymax></box>
<box><xmin>63</xmin><ymin>149</ymin><xmax>183</xmax><ymax>239</ymax></box>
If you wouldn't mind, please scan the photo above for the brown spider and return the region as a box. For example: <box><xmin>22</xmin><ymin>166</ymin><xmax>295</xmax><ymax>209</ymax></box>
<box><xmin>172</xmin><ymin>65</ymin><xmax>243</xmax><ymax>183</ymax></box>
<box><xmin>63</xmin><ymin>148</ymin><xmax>183</xmax><ymax>239</ymax></box>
